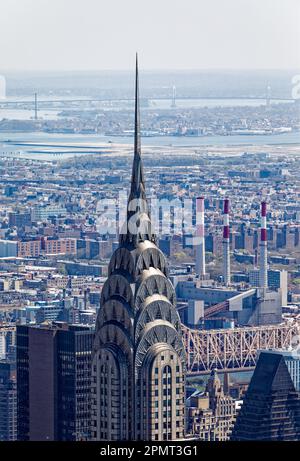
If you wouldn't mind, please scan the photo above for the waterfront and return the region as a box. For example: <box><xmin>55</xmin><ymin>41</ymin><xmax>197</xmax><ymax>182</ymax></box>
<box><xmin>0</xmin><ymin>130</ymin><xmax>300</xmax><ymax>161</ymax></box>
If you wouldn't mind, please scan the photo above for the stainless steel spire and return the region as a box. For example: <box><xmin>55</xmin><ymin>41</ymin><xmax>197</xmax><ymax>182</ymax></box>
<box><xmin>129</xmin><ymin>53</ymin><xmax>145</xmax><ymax>201</ymax></box>
<box><xmin>123</xmin><ymin>54</ymin><xmax>154</xmax><ymax>245</ymax></box>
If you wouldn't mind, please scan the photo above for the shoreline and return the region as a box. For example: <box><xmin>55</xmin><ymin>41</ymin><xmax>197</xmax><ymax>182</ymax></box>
<box><xmin>1</xmin><ymin>131</ymin><xmax>300</xmax><ymax>161</ymax></box>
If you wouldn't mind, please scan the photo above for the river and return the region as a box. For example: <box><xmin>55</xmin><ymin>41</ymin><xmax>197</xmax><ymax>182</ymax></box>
<box><xmin>0</xmin><ymin>130</ymin><xmax>299</xmax><ymax>161</ymax></box>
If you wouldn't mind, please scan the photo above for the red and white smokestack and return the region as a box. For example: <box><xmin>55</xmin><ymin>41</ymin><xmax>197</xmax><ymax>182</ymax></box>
<box><xmin>223</xmin><ymin>198</ymin><xmax>230</xmax><ymax>286</ymax></box>
<box><xmin>259</xmin><ymin>201</ymin><xmax>268</xmax><ymax>289</ymax></box>
<box><xmin>195</xmin><ymin>197</ymin><xmax>206</xmax><ymax>277</ymax></box>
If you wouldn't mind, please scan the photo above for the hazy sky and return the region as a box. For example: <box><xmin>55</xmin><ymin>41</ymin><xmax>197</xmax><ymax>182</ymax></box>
<box><xmin>0</xmin><ymin>0</ymin><xmax>299</xmax><ymax>71</ymax></box>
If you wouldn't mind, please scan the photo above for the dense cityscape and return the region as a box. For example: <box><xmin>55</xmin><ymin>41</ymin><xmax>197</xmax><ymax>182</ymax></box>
<box><xmin>0</xmin><ymin>61</ymin><xmax>300</xmax><ymax>443</ymax></box>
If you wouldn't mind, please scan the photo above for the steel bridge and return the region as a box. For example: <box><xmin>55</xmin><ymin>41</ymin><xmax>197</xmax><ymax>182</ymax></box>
<box><xmin>1</xmin><ymin>320</ymin><xmax>299</xmax><ymax>376</ymax></box>
<box><xmin>182</xmin><ymin>321</ymin><xmax>300</xmax><ymax>375</ymax></box>
<box><xmin>0</xmin><ymin>96</ymin><xmax>295</xmax><ymax>107</ymax></box>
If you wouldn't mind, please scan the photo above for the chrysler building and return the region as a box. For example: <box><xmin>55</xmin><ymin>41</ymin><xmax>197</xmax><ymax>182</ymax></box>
<box><xmin>92</xmin><ymin>55</ymin><xmax>186</xmax><ymax>441</ymax></box>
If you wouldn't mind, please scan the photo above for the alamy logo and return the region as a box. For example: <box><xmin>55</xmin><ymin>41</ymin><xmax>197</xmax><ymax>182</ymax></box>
<box><xmin>292</xmin><ymin>74</ymin><xmax>300</xmax><ymax>100</ymax></box>
<box><xmin>0</xmin><ymin>75</ymin><xmax>6</xmax><ymax>99</ymax></box>
<box><xmin>95</xmin><ymin>192</ymin><xmax>195</xmax><ymax>239</ymax></box>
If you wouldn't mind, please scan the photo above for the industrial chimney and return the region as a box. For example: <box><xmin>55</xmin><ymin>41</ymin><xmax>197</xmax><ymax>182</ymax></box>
<box><xmin>223</xmin><ymin>198</ymin><xmax>231</xmax><ymax>286</ymax></box>
<box><xmin>195</xmin><ymin>197</ymin><xmax>206</xmax><ymax>277</ymax></box>
<box><xmin>259</xmin><ymin>201</ymin><xmax>268</xmax><ymax>289</ymax></box>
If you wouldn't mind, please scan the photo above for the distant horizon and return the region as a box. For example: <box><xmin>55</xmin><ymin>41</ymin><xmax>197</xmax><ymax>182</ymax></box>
<box><xmin>2</xmin><ymin>68</ymin><xmax>300</xmax><ymax>75</ymax></box>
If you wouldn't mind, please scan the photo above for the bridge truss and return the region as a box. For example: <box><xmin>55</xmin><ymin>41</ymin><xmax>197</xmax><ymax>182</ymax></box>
<box><xmin>182</xmin><ymin>321</ymin><xmax>300</xmax><ymax>375</ymax></box>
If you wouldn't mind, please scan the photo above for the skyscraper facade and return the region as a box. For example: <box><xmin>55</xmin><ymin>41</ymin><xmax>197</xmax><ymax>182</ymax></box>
<box><xmin>0</xmin><ymin>362</ymin><xmax>17</xmax><ymax>441</ymax></box>
<box><xmin>186</xmin><ymin>369</ymin><xmax>237</xmax><ymax>441</ymax></box>
<box><xmin>231</xmin><ymin>350</ymin><xmax>300</xmax><ymax>440</ymax></box>
<box><xmin>91</xmin><ymin>56</ymin><xmax>186</xmax><ymax>441</ymax></box>
<box><xmin>17</xmin><ymin>322</ymin><xmax>93</xmax><ymax>441</ymax></box>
